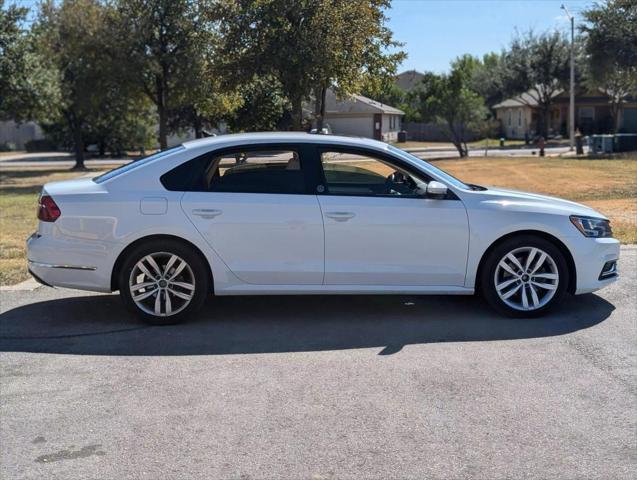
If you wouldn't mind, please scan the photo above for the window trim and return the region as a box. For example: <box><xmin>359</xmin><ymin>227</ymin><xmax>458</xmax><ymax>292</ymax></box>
<box><xmin>160</xmin><ymin>143</ymin><xmax>316</xmax><ymax>195</ymax></box>
<box><xmin>314</xmin><ymin>145</ymin><xmax>458</xmax><ymax>200</ymax></box>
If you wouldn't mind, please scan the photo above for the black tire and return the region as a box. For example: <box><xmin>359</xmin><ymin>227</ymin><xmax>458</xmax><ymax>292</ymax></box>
<box><xmin>118</xmin><ymin>239</ymin><xmax>210</xmax><ymax>325</ymax></box>
<box><xmin>479</xmin><ymin>234</ymin><xmax>569</xmax><ymax>318</ymax></box>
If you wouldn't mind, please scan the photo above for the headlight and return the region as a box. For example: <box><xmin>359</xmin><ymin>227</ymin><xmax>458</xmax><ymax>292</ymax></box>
<box><xmin>569</xmin><ymin>215</ymin><xmax>613</xmax><ymax>238</ymax></box>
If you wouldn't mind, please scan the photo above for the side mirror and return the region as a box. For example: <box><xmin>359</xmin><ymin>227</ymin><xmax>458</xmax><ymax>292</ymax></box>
<box><xmin>426</xmin><ymin>181</ymin><xmax>448</xmax><ymax>198</ymax></box>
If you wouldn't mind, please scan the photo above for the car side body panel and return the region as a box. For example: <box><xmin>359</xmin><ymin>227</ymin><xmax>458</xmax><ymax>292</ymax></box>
<box><xmin>27</xmin><ymin>133</ymin><xmax>620</xmax><ymax>300</ymax></box>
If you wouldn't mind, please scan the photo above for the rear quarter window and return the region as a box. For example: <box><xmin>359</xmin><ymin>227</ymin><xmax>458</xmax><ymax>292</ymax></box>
<box><xmin>94</xmin><ymin>146</ymin><xmax>185</xmax><ymax>184</ymax></box>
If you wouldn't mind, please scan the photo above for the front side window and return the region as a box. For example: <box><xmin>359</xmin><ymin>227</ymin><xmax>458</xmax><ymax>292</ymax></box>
<box><xmin>319</xmin><ymin>151</ymin><xmax>425</xmax><ymax>197</ymax></box>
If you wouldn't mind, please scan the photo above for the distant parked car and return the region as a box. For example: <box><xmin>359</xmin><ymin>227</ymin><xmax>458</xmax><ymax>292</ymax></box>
<box><xmin>28</xmin><ymin>133</ymin><xmax>619</xmax><ymax>324</ymax></box>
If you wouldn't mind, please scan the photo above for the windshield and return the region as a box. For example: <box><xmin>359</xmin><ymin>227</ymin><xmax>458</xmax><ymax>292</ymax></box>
<box><xmin>93</xmin><ymin>146</ymin><xmax>185</xmax><ymax>184</ymax></box>
<box><xmin>387</xmin><ymin>145</ymin><xmax>469</xmax><ymax>190</ymax></box>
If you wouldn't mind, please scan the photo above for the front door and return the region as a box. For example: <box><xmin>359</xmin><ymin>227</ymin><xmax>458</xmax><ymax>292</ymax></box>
<box><xmin>316</xmin><ymin>148</ymin><xmax>469</xmax><ymax>286</ymax></box>
<box><xmin>373</xmin><ymin>113</ymin><xmax>382</xmax><ymax>140</ymax></box>
<box><xmin>181</xmin><ymin>146</ymin><xmax>324</xmax><ymax>285</ymax></box>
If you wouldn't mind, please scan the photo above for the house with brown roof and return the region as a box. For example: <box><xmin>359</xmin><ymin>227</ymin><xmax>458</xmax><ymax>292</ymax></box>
<box><xmin>493</xmin><ymin>89</ymin><xmax>637</xmax><ymax>139</ymax></box>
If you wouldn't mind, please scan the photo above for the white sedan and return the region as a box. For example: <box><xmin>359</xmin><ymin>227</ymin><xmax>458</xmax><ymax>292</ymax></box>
<box><xmin>27</xmin><ymin>133</ymin><xmax>619</xmax><ymax>324</ymax></box>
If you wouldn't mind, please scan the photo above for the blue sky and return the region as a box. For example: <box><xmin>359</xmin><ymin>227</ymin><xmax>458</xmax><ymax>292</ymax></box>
<box><xmin>387</xmin><ymin>0</ymin><xmax>593</xmax><ymax>73</ymax></box>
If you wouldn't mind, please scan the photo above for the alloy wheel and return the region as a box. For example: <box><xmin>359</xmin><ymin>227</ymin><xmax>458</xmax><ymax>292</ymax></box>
<box><xmin>493</xmin><ymin>246</ymin><xmax>559</xmax><ymax>311</ymax></box>
<box><xmin>128</xmin><ymin>252</ymin><xmax>196</xmax><ymax>317</ymax></box>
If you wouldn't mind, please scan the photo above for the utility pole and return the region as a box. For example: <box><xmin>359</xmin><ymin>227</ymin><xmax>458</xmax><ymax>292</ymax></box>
<box><xmin>561</xmin><ymin>4</ymin><xmax>575</xmax><ymax>151</ymax></box>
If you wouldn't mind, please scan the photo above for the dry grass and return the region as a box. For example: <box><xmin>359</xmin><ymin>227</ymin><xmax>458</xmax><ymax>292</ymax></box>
<box><xmin>394</xmin><ymin>138</ymin><xmax>527</xmax><ymax>149</ymax></box>
<box><xmin>0</xmin><ymin>167</ymin><xmax>110</xmax><ymax>285</ymax></box>
<box><xmin>0</xmin><ymin>157</ymin><xmax>635</xmax><ymax>285</ymax></box>
<box><xmin>435</xmin><ymin>156</ymin><xmax>637</xmax><ymax>244</ymax></box>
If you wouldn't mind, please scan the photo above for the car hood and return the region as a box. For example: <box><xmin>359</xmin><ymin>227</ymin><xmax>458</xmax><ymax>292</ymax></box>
<box><xmin>475</xmin><ymin>186</ymin><xmax>606</xmax><ymax>219</ymax></box>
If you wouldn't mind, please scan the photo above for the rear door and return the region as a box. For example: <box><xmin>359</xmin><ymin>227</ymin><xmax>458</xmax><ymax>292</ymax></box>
<box><xmin>315</xmin><ymin>147</ymin><xmax>469</xmax><ymax>286</ymax></box>
<box><xmin>180</xmin><ymin>144</ymin><xmax>324</xmax><ymax>285</ymax></box>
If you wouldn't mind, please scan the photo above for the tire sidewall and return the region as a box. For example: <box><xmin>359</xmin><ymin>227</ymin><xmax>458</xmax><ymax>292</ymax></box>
<box><xmin>480</xmin><ymin>235</ymin><xmax>569</xmax><ymax>317</ymax></box>
<box><xmin>119</xmin><ymin>239</ymin><xmax>210</xmax><ymax>325</ymax></box>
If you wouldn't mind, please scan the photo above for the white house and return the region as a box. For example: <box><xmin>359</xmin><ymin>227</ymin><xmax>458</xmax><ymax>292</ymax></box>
<box><xmin>321</xmin><ymin>89</ymin><xmax>404</xmax><ymax>142</ymax></box>
<box><xmin>0</xmin><ymin>120</ymin><xmax>44</xmax><ymax>150</ymax></box>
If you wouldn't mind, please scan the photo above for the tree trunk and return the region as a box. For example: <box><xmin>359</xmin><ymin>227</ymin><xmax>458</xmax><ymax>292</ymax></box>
<box><xmin>156</xmin><ymin>75</ymin><xmax>168</xmax><ymax>150</ymax></box>
<box><xmin>448</xmin><ymin>121</ymin><xmax>468</xmax><ymax>158</ymax></box>
<box><xmin>65</xmin><ymin>112</ymin><xmax>86</xmax><ymax>170</ymax></box>
<box><xmin>316</xmin><ymin>86</ymin><xmax>327</xmax><ymax>131</ymax></box>
<box><xmin>611</xmin><ymin>101</ymin><xmax>620</xmax><ymax>134</ymax></box>
<box><xmin>72</xmin><ymin>122</ymin><xmax>85</xmax><ymax>170</ymax></box>
<box><xmin>193</xmin><ymin>112</ymin><xmax>203</xmax><ymax>138</ymax></box>
<box><xmin>158</xmin><ymin>103</ymin><xmax>168</xmax><ymax>150</ymax></box>
<box><xmin>538</xmin><ymin>105</ymin><xmax>550</xmax><ymax>137</ymax></box>
<box><xmin>290</xmin><ymin>95</ymin><xmax>304</xmax><ymax>131</ymax></box>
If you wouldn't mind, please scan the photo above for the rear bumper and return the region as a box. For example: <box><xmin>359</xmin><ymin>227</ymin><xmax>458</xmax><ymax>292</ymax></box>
<box><xmin>26</xmin><ymin>232</ymin><xmax>114</xmax><ymax>292</ymax></box>
<box><xmin>571</xmin><ymin>237</ymin><xmax>621</xmax><ymax>294</ymax></box>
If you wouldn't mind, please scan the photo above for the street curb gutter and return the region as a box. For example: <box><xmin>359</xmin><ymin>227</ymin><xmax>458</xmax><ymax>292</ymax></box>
<box><xmin>0</xmin><ymin>278</ymin><xmax>42</xmax><ymax>292</ymax></box>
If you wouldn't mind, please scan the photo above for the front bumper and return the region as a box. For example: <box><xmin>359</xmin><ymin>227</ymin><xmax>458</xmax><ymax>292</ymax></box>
<box><xmin>571</xmin><ymin>237</ymin><xmax>621</xmax><ymax>294</ymax></box>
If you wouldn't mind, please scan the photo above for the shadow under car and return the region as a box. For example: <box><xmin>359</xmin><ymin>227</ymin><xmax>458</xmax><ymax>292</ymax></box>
<box><xmin>0</xmin><ymin>292</ymin><xmax>614</xmax><ymax>356</ymax></box>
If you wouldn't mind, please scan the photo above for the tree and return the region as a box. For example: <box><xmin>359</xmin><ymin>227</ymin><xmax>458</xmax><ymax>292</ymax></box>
<box><xmin>226</xmin><ymin>75</ymin><xmax>290</xmax><ymax>132</ymax></box>
<box><xmin>500</xmin><ymin>31</ymin><xmax>572</xmax><ymax>137</ymax></box>
<box><xmin>581</xmin><ymin>0</ymin><xmax>637</xmax><ymax>132</ymax></box>
<box><xmin>217</xmin><ymin>0</ymin><xmax>405</xmax><ymax>131</ymax></box>
<box><xmin>416</xmin><ymin>59</ymin><xmax>488</xmax><ymax>157</ymax></box>
<box><xmin>469</xmin><ymin>52</ymin><xmax>505</xmax><ymax>108</ymax></box>
<box><xmin>0</xmin><ymin>1</ymin><xmax>56</xmax><ymax>123</ymax></box>
<box><xmin>306</xmin><ymin>0</ymin><xmax>405</xmax><ymax>130</ymax></box>
<box><xmin>580</xmin><ymin>0</ymin><xmax>636</xmax><ymax>75</ymax></box>
<box><xmin>115</xmin><ymin>0</ymin><xmax>223</xmax><ymax>149</ymax></box>
<box><xmin>33</xmin><ymin>0</ymin><xmax>113</xmax><ymax>169</ymax></box>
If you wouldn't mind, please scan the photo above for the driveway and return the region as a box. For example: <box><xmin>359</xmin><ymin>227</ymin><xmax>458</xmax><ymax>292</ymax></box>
<box><xmin>1</xmin><ymin>248</ymin><xmax>635</xmax><ymax>479</ymax></box>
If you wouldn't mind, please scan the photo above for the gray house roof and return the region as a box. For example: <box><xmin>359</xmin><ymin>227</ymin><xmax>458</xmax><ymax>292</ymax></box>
<box><xmin>493</xmin><ymin>89</ymin><xmax>564</xmax><ymax>109</ymax></box>
<box><xmin>396</xmin><ymin>70</ymin><xmax>426</xmax><ymax>92</ymax></box>
<box><xmin>325</xmin><ymin>89</ymin><xmax>404</xmax><ymax>115</ymax></box>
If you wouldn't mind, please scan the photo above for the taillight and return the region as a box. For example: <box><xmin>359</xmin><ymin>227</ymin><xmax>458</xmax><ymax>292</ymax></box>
<box><xmin>37</xmin><ymin>195</ymin><xmax>61</xmax><ymax>222</ymax></box>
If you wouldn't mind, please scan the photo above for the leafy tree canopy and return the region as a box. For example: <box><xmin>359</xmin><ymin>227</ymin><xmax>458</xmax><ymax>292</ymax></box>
<box><xmin>217</xmin><ymin>0</ymin><xmax>405</xmax><ymax>130</ymax></box>
<box><xmin>580</xmin><ymin>0</ymin><xmax>637</xmax><ymax>77</ymax></box>
<box><xmin>0</xmin><ymin>0</ymin><xmax>56</xmax><ymax>122</ymax></box>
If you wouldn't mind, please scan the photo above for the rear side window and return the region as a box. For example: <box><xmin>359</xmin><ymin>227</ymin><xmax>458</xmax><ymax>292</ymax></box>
<box><xmin>94</xmin><ymin>146</ymin><xmax>185</xmax><ymax>184</ymax></box>
<box><xmin>161</xmin><ymin>149</ymin><xmax>307</xmax><ymax>194</ymax></box>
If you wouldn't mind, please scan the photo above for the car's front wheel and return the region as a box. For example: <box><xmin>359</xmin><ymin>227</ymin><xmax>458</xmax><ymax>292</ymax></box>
<box><xmin>480</xmin><ymin>235</ymin><xmax>569</xmax><ymax>317</ymax></box>
<box><xmin>119</xmin><ymin>239</ymin><xmax>209</xmax><ymax>325</ymax></box>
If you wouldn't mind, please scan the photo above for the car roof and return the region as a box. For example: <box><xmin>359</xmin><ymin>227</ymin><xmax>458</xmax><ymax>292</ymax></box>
<box><xmin>182</xmin><ymin>132</ymin><xmax>391</xmax><ymax>152</ymax></box>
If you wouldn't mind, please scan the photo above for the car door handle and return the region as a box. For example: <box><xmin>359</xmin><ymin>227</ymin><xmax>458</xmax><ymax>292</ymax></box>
<box><xmin>325</xmin><ymin>211</ymin><xmax>356</xmax><ymax>222</ymax></box>
<box><xmin>191</xmin><ymin>208</ymin><xmax>222</xmax><ymax>219</ymax></box>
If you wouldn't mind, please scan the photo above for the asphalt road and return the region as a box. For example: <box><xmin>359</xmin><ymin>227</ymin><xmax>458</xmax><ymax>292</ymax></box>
<box><xmin>0</xmin><ymin>146</ymin><xmax>574</xmax><ymax>168</ymax></box>
<box><xmin>1</xmin><ymin>248</ymin><xmax>635</xmax><ymax>479</ymax></box>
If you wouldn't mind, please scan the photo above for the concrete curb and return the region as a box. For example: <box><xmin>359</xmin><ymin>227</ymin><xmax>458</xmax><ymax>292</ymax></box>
<box><xmin>0</xmin><ymin>278</ymin><xmax>42</xmax><ymax>292</ymax></box>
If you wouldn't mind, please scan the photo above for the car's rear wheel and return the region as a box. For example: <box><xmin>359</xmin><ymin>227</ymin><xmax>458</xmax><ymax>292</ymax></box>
<box><xmin>119</xmin><ymin>239</ymin><xmax>209</xmax><ymax>325</ymax></box>
<box><xmin>480</xmin><ymin>235</ymin><xmax>569</xmax><ymax>317</ymax></box>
